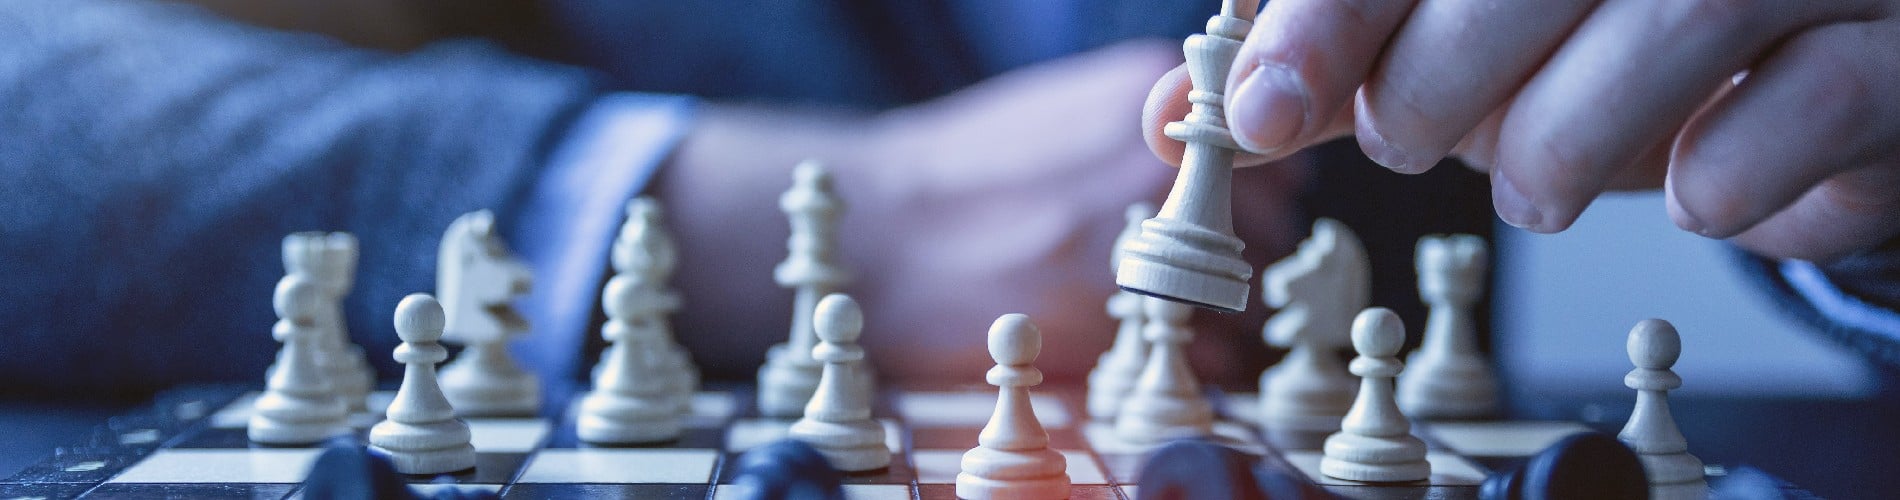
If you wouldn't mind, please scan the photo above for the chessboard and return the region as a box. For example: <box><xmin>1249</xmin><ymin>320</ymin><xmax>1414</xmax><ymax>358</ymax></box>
<box><xmin>0</xmin><ymin>383</ymin><xmax>1622</xmax><ymax>499</ymax></box>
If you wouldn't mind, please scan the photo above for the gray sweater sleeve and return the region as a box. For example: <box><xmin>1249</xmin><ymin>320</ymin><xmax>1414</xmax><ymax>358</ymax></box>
<box><xmin>0</xmin><ymin>0</ymin><xmax>602</xmax><ymax>397</ymax></box>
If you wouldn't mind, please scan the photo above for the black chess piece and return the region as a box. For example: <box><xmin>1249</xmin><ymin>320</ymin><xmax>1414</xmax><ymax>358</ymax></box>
<box><xmin>1136</xmin><ymin>439</ymin><xmax>1261</xmax><ymax>500</ymax></box>
<box><xmin>302</xmin><ymin>438</ymin><xmax>419</xmax><ymax>500</ymax></box>
<box><xmin>1481</xmin><ymin>432</ymin><xmax>1648</xmax><ymax>500</ymax></box>
<box><xmin>730</xmin><ymin>438</ymin><xmax>846</xmax><ymax>500</ymax></box>
<box><xmin>302</xmin><ymin>438</ymin><xmax>498</xmax><ymax>500</ymax></box>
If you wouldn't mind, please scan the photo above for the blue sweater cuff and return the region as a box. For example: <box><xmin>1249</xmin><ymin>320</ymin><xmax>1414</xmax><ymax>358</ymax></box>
<box><xmin>511</xmin><ymin>93</ymin><xmax>696</xmax><ymax>383</ymax></box>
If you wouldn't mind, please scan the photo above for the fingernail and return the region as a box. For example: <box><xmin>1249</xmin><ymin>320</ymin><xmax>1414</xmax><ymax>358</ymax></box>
<box><xmin>1492</xmin><ymin>173</ymin><xmax>1546</xmax><ymax>231</ymax></box>
<box><xmin>1356</xmin><ymin>117</ymin><xmax>1411</xmax><ymax>172</ymax></box>
<box><xmin>1228</xmin><ymin>64</ymin><xmax>1307</xmax><ymax>152</ymax></box>
<box><xmin>1663</xmin><ymin>180</ymin><xmax>1713</xmax><ymax>236</ymax></box>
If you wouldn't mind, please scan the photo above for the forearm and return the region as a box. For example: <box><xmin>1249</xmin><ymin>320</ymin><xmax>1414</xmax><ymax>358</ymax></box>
<box><xmin>0</xmin><ymin>0</ymin><xmax>599</xmax><ymax>395</ymax></box>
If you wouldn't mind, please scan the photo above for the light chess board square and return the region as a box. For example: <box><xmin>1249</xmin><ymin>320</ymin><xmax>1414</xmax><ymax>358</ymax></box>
<box><xmin>712</xmin><ymin>483</ymin><xmax>912</xmax><ymax>500</ymax></box>
<box><xmin>1218</xmin><ymin>391</ymin><xmax>1261</xmax><ymax>424</ymax></box>
<box><xmin>895</xmin><ymin>391</ymin><xmax>1072</xmax><ymax>428</ymax></box>
<box><xmin>106</xmin><ymin>449</ymin><xmax>322</xmax><ymax>484</ymax></box>
<box><xmin>210</xmin><ymin>391</ymin><xmax>397</xmax><ymax>429</ymax></box>
<box><xmin>723</xmin><ymin>418</ymin><xmax>904</xmax><ymax>454</ymax></box>
<box><xmin>911</xmin><ymin>449</ymin><xmax>1108</xmax><ymax>485</ymax></box>
<box><xmin>1281</xmin><ymin>451</ymin><xmax>1487</xmax><ymax>486</ymax></box>
<box><xmin>517</xmin><ymin>449</ymin><xmax>718</xmax><ymax>484</ymax></box>
<box><xmin>409</xmin><ymin>483</ymin><xmax>503</xmax><ymax>497</ymax></box>
<box><xmin>1080</xmin><ymin>420</ymin><xmax>1264</xmax><ymax>456</ymax></box>
<box><xmin>466</xmin><ymin>418</ymin><xmax>551</xmax><ymax>453</ymax></box>
<box><xmin>1424</xmin><ymin>421</ymin><xmax>1593</xmax><ymax>457</ymax></box>
<box><xmin>686</xmin><ymin>391</ymin><xmax>738</xmax><ymax>426</ymax></box>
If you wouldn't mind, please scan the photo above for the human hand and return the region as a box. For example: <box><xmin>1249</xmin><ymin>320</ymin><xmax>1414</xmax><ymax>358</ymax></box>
<box><xmin>664</xmin><ymin>40</ymin><xmax>1304</xmax><ymax>381</ymax></box>
<box><xmin>1144</xmin><ymin>0</ymin><xmax>1900</xmax><ymax>261</ymax></box>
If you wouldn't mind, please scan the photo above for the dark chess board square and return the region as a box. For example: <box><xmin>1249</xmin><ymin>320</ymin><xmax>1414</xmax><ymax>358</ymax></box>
<box><xmin>84</xmin><ymin>482</ymin><xmax>296</xmax><ymax>499</ymax></box>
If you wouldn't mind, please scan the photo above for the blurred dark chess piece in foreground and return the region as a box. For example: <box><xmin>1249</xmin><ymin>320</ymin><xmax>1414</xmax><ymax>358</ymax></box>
<box><xmin>728</xmin><ymin>438</ymin><xmax>846</xmax><ymax>500</ymax></box>
<box><xmin>302</xmin><ymin>438</ymin><xmax>498</xmax><ymax>500</ymax></box>
<box><xmin>1480</xmin><ymin>432</ymin><xmax>1646</xmax><ymax>500</ymax></box>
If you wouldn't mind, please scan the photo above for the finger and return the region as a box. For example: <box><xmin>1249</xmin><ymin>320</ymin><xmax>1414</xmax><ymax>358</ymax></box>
<box><xmin>1144</xmin><ymin>63</ymin><xmax>1280</xmax><ymax>168</ymax></box>
<box><xmin>1669</xmin><ymin>21</ymin><xmax>1900</xmax><ymax>239</ymax></box>
<box><xmin>1225</xmin><ymin>0</ymin><xmax>1421</xmax><ymax>154</ymax></box>
<box><xmin>1143</xmin><ymin>64</ymin><xmax>1193</xmax><ymax>166</ymax></box>
<box><xmin>1356</xmin><ymin>0</ymin><xmax>1599</xmax><ymax>173</ymax></box>
<box><xmin>1725</xmin><ymin>163</ymin><xmax>1900</xmax><ymax>262</ymax></box>
<box><xmin>1492</xmin><ymin>0</ymin><xmax>1877</xmax><ymax>233</ymax></box>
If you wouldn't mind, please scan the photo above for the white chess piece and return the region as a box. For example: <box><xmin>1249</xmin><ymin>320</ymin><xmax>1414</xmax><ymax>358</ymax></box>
<box><xmin>249</xmin><ymin>275</ymin><xmax>349</xmax><ymax>445</ymax></box>
<box><xmin>760</xmin><ymin>161</ymin><xmax>851</xmax><ymax>418</ymax></box>
<box><xmin>1617</xmin><ymin>319</ymin><xmax>1707</xmax><ymax>495</ymax></box>
<box><xmin>1397</xmin><ymin>234</ymin><xmax>1499</xmax><ymax>419</ymax></box>
<box><xmin>576</xmin><ymin>267</ymin><xmax>685</xmax><ymax>444</ymax></box>
<box><xmin>1087</xmin><ymin>202</ymin><xmax>1153</xmax><ymax>420</ymax></box>
<box><xmin>1113</xmin><ymin>297</ymin><xmax>1214</xmax><ymax>443</ymax></box>
<box><xmin>435</xmin><ymin>211</ymin><xmax>540</xmax><ymax>417</ymax></box>
<box><xmin>958</xmin><ymin>314</ymin><xmax>1069</xmax><ymax>500</ymax></box>
<box><xmin>1320</xmin><ymin>308</ymin><xmax>1430</xmax><ymax>482</ymax></box>
<box><xmin>1259</xmin><ymin>219</ymin><xmax>1365</xmax><ymax>441</ymax></box>
<box><xmin>369</xmin><ymin>294</ymin><xmax>477</xmax><ymax>475</ymax></box>
<box><xmin>788</xmin><ymin>294</ymin><xmax>888</xmax><ymax>472</ymax></box>
<box><xmin>614</xmin><ymin>198</ymin><xmax>698</xmax><ymax>412</ymax></box>
<box><xmin>1115</xmin><ymin>0</ymin><xmax>1258</xmax><ymax>312</ymax></box>
<box><xmin>281</xmin><ymin>232</ymin><xmax>375</xmax><ymax>412</ymax></box>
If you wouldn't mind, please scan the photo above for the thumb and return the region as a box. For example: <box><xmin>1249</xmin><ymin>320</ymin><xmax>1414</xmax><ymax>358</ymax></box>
<box><xmin>1142</xmin><ymin>63</ymin><xmax>1285</xmax><ymax>168</ymax></box>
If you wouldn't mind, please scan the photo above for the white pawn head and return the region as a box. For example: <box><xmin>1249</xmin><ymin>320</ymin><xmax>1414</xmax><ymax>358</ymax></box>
<box><xmin>1111</xmin><ymin>202</ymin><xmax>1156</xmax><ymax>272</ymax></box>
<box><xmin>1351</xmin><ymin>307</ymin><xmax>1405</xmax><ymax>358</ymax></box>
<box><xmin>1628</xmin><ymin>319</ymin><xmax>1681</xmax><ymax>370</ymax></box>
<box><xmin>792</xmin><ymin>160</ymin><xmax>832</xmax><ymax>191</ymax></box>
<box><xmin>394</xmin><ymin>293</ymin><xmax>447</xmax><ymax>344</ymax></box>
<box><xmin>813</xmin><ymin>294</ymin><xmax>863</xmax><ymax>346</ymax></box>
<box><xmin>1143</xmin><ymin>297</ymin><xmax>1192</xmax><ymax>325</ymax></box>
<box><xmin>274</xmin><ymin>275</ymin><xmax>324</xmax><ymax>324</ymax></box>
<box><xmin>987</xmin><ymin>314</ymin><xmax>1041</xmax><ymax>367</ymax></box>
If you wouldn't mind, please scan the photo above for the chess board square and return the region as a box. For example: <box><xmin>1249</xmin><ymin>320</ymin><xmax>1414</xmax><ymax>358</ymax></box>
<box><xmin>86</xmin><ymin>482</ymin><xmax>296</xmax><ymax>499</ymax></box>
<box><xmin>1424</xmin><ymin>421</ymin><xmax>1593</xmax><ymax>457</ymax></box>
<box><xmin>6</xmin><ymin>447</ymin><xmax>139</xmax><ymax>484</ymax></box>
<box><xmin>408</xmin><ymin>483</ymin><xmax>502</xmax><ymax>497</ymax></box>
<box><xmin>0</xmin><ymin>482</ymin><xmax>96</xmax><ymax>498</ymax></box>
<box><xmin>914</xmin><ymin>484</ymin><xmax>1122</xmax><ymax>499</ymax></box>
<box><xmin>107</xmin><ymin>449</ymin><xmax>322</xmax><ymax>484</ymax></box>
<box><xmin>413</xmin><ymin>453</ymin><xmax>528</xmax><ymax>485</ymax></box>
<box><xmin>1080</xmin><ymin>421</ymin><xmax>1263</xmax><ymax>456</ymax></box>
<box><xmin>909</xmin><ymin>449</ymin><xmax>1108</xmax><ymax>485</ymax></box>
<box><xmin>712</xmin><ymin>483</ymin><xmax>912</xmax><ymax>500</ymax></box>
<box><xmin>723</xmin><ymin>418</ymin><xmax>904</xmax><ymax>454</ymax></box>
<box><xmin>466</xmin><ymin>418</ymin><xmax>551</xmax><ymax>453</ymax></box>
<box><xmin>685</xmin><ymin>391</ymin><xmax>738</xmax><ymax>427</ymax></box>
<box><xmin>1218</xmin><ymin>391</ymin><xmax>1260</xmax><ymax>424</ymax></box>
<box><xmin>1281</xmin><ymin>451</ymin><xmax>1487</xmax><ymax>486</ymax></box>
<box><xmin>895</xmin><ymin>392</ymin><xmax>1072</xmax><ymax>428</ymax></box>
<box><xmin>210</xmin><ymin>391</ymin><xmax>397</xmax><ymax>429</ymax></box>
<box><xmin>516</xmin><ymin>449</ymin><xmax>717</xmax><ymax>484</ymax></box>
<box><xmin>505</xmin><ymin>483</ymin><xmax>709</xmax><ymax>499</ymax></box>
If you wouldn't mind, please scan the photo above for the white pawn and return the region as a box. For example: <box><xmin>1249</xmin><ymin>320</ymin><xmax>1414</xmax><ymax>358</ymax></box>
<box><xmin>1397</xmin><ymin>234</ymin><xmax>1499</xmax><ymax>419</ymax></box>
<box><xmin>1113</xmin><ymin>297</ymin><xmax>1214</xmax><ymax>444</ymax></box>
<box><xmin>1617</xmin><ymin>319</ymin><xmax>1707</xmax><ymax>494</ymax></box>
<box><xmin>959</xmin><ymin>314</ymin><xmax>1069</xmax><ymax>499</ymax></box>
<box><xmin>249</xmin><ymin>275</ymin><xmax>349</xmax><ymax>445</ymax></box>
<box><xmin>788</xmin><ymin>294</ymin><xmax>887</xmax><ymax>472</ymax></box>
<box><xmin>1321</xmin><ymin>308</ymin><xmax>1429</xmax><ymax>482</ymax></box>
<box><xmin>576</xmin><ymin>272</ymin><xmax>684</xmax><ymax>444</ymax></box>
<box><xmin>760</xmin><ymin>161</ymin><xmax>851</xmax><ymax>417</ymax></box>
<box><xmin>369</xmin><ymin>294</ymin><xmax>477</xmax><ymax>475</ymax></box>
<box><xmin>1087</xmin><ymin>202</ymin><xmax>1153</xmax><ymax>420</ymax></box>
